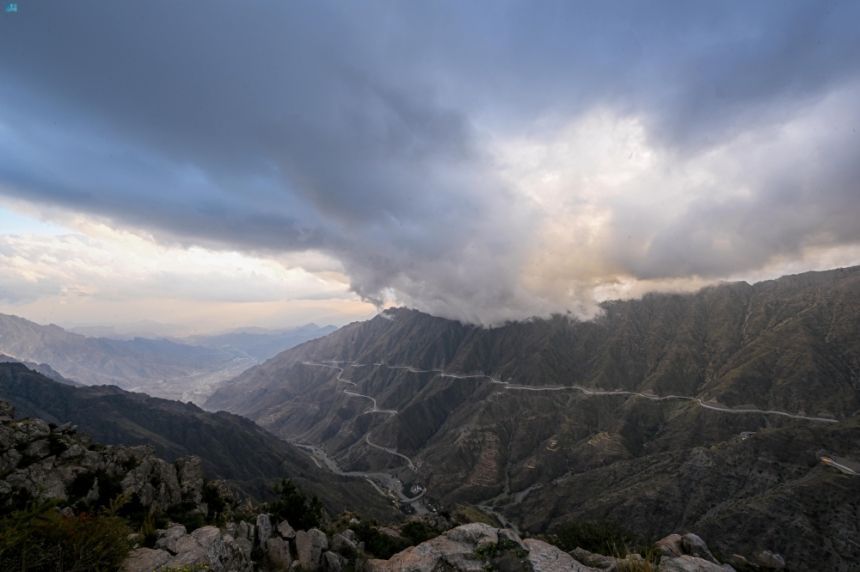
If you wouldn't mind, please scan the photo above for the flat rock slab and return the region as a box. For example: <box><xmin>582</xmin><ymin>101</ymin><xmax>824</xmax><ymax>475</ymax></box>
<box><xmin>123</xmin><ymin>548</ymin><xmax>171</xmax><ymax>572</ymax></box>
<box><xmin>523</xmin><ymin>539</ymin><xmax>598</xmax><ymax>572</ymax></box>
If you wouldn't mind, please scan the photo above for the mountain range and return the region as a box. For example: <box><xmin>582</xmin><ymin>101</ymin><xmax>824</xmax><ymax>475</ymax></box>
<box><xmin>206</xmin><ymin>266</ymin><xmax>860</xmax><ymax>569</ymax></box>
<box><xmin>0</xmin><ymin>362</ymin><xmax>396</xmax><ymax>519</ymax></box>
<box><xmin>186</xmin><ymin>324</ymin><xmax>337</xmax><ymax>362</ymax></box>
<box><xmin>0</xmin><ymin>267</ymin><xmax>857</xmax><ymax>569</ymax></box>
<box><xmin>0</xmin><ymin>313</ymin><xmax>333</xmax><ymax>404</ymax></box>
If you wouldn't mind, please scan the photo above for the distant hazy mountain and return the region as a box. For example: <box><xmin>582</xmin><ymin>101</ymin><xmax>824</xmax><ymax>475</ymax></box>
<box><xmin>68</xmin><ymin>319</ymin><xmax>180</xmax><ymax>339</ymax></box>
<box><xmin>186</xmin><ymin>323</ymin><xmax>337</xmax><ymax>361</ymax></box>
<box><xmin>207</xmin><ymin>266</ymin><xmax>860</xmax><ymax>569</ymax></box>
<box><xmin>0</xmin><ymin>313</ymin><xmax>254</xmax><ymax>402</ymax></box>
<box><xmin>0</xmin><ymin>352</ymin><xmax>81</xmax><ymax>386</ymax></box>
<box><xmin>0</xmin><ymin>362</ymin><xmax>396</xmax><ymax>518</ymax></box>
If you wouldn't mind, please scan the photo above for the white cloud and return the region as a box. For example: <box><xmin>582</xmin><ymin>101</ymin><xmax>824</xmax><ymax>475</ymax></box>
<box><xmin>0</xmin><ymin>209</ymin><xmax>374</xmax><ymax>332</ymax></box>
<box><xmin>492</xmin><ymin>84</ymin><xmax>860</xmax><ymax>316</ymax></box>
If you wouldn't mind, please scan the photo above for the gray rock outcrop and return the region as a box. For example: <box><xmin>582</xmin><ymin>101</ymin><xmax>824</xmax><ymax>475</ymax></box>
<box><xmin>277</xmin><ymin>518</ymin><xmax>297</xmax><ymax>539</ymax></box>
<box><xmin>0</xmin><ymin>400</ymin><xmax>209</xmax><ymax>516</ymax></box>
<box><xmin>754</xmin><ymin>550</ymin><xmax>786</xmax><ymax>569</ymax></box>
<box><xmin>126</xmin><ymin>523</ymin><xmax>254</xmax><ymax>571</ymax></box>
<box><xmin>122</xmin><ymin>547</ymin><xmax>172</xmax><ymax>572</ymax></box>
<box><xmin>368</xmin><ymin>523</ymin><xmax>584</xmax><ymax>572</ymax></box>
<box><xmin>658</xmin><ymin>555</ymin><xmax>735</xmax><ymax>572</ymax></box>
<box><xmin>257</xmin><ymin>513</ymin><xmax>273</xmax><ymax>547</ymax></box>
<box><xmin>523</xmin><ymin>538</ymin><xmax>598</xmax><ymax>572</ymax></box>
<box><xmin>296</xmin><ymin>528</ymin><xmax>329</xmax><ymax>569</ymax></box>
<box><xmin>655</xmin><ymin>533</ymin><xmax>740</xmax><ymax>572</ymax></box>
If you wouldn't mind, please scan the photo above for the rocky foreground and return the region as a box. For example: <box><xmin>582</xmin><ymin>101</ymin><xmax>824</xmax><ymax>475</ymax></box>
<box><xmin>0</xmin><ymin>400</ymin><xmax>214</xmax><ymax>516</ymax></box>
<box><xmin>0</xmin><ymin>399</ymin><xmax>791</xmax><ymax>571</ymax></box>
<box><xmin>126</xmin><ymin>518</ymin><xmax>788</xmax><ymax>571</ymax></box>
<box><xmin>206</xmin><ymin>268</ymin><xmax>860</xmax><ymax>570</ymax></box>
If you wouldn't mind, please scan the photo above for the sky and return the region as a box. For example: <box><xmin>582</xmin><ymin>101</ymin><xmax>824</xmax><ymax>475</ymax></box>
<box><xmin>0</xmin><ymin>0</ymin><xmax>858</xmax><ymax>333</ymax></box>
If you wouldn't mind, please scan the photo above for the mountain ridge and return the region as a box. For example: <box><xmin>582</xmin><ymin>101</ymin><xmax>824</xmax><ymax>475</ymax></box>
<box><xmin>0</xmin><ymin>313</ymin><xmax>335</xmax><ymax>403</ymax></box>
<box><xmin>0</xmin><ymin>362</ymin><xmax>398</xmax><ymax>520</ymax></box>
<box><xmin>205</xmin><ymin>265</ymin><xmax>860</xmax><ymax>569</ymax></box>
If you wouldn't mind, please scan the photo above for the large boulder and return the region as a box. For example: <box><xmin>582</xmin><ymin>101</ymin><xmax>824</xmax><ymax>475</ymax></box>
<box><xmin>296</xmin><ymin>528</ymin><xmax>329</xmax><ymax>570</ymax></box>
<box><xmin>155</xmin><ymin>523</ymin><xmax>188</xmax><ymax>553</ymax></box>
<box><xmin>571</xmin><ymin>547</ymin><xmax>622</xmax><ymax>570</ymax></box>
<box><xmin>277</xmin><ymin>519</ymin><xmax>297</xmax><ymax>539</ymax></box>
<box><xmin>523</xmin><ymin>538</ymin><xmax>598</xmax><ymax>572</ymax></box>
<box><xmin>658</xmin><ymin>555</ymin><xmax>735</xmax><ymax>572</ymax></box>
<box><xmin>369</xmin><ymin>524</ymin><xmax>580</xmax><ymax>572</ymax></box>
<box><xmin>753</xmin><ymin>550</ymin><xmax>786</xmax><ymax>569</ymax></box>
<box><xmin>656</xmin><ymin>534</ymin><xmax>685</xmax><ymax>558</ymax></box>
<box><xmin>123</xmin><ymin>548</ymin><xmax>171</xmax><ymax>572</ymax></box>
<box><xmin>121</xmin><ymin>454</ymin><xmax>183</xmax><ymax>511</ymax></box>
<box><xmin>176</xmin><ymin>456</ymin><xmax>205</xmax><ymax>504</ymax></box>
<box><xmin>682</xmin><ymin>533</ymin><xmax>718</xmax><ymax>563</ymax></box>
<box><xmin>323</xmin><ymin>550</ymin><xmax>347</xmax><ymax>571</ymax></box>
<box><xmin>191</xmin><ymin>525</ymin><xmax>222</xmax><ymax>548</ymax></box>
<box><xmin>219</xmin><ymin>532</ymin><xmax>255</xmax><ymax>571</ymax></box>
<box><xmin>447</xmin><ymin>522</ymin><xmax>499</xmax><ymax>550</ymax></box>
<box><xmin>368</xmin><ymin>523</ymin><xmax>498</xmax><ymax>572</ymax></box>
<box><xmin>257</xmin><ymin>513</ymin><xmax>274</xmax><ymax>547</ymax></box>
<box><xmin>134</xmin><ymin>523</ymin><xmax>253</xmax><ymax>572</ymax></box>
<box><xmin>267</xmin><ymin>536</ymin><xmax>292</xmax><ymax>569</ymax></box>
<box><xmin>331</xmin><ymin>531</ymin><xmax>359</xmax><ymax>556</ymax></box>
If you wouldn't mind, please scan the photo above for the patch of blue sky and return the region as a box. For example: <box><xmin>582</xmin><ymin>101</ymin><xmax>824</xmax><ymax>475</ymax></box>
<box><xmin>0</xmin><ymin>204</ymin><xmax>66</xmax><ymax>235</ymax></box>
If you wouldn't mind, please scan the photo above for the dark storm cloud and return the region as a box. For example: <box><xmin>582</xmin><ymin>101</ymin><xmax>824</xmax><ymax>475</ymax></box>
<box><xmin>0</xmin><ymin>0</ymin><xmax>858</xmax><ymax>322</ymax></box>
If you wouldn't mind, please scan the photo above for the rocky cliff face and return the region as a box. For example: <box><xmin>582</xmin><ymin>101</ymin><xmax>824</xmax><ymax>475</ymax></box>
<box><xmin>0</xmin><ymin>399</ymin><xmax>210</xmax><ymax>518</ymax></box>
<box><xmin>205</xmin><ymin>266</ymin><xmax>860</xmax><ymax>570</ymax></box>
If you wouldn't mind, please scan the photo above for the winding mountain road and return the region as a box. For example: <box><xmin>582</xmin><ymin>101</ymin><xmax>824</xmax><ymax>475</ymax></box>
<box><xmin>295</xmin><ymin>356</ymin><xmax>843</xmax><ymax>526</ymax></box>
<box><xmin>299</xmin><ymin>361</ymin><xmax>416</xmax><ymax>472</ymax></box>
<box><xmin>343</xmin><ymin>390</ymin><xmax>398</xmax><ymax>415</ymax></box>
<box><xmin>291</xmin><ymin>442</ymin><xmax>427</xmax><ymax>509</ymax></box>
<box><xmin>365</xmin><ymin>435</ymin><xmax>417</xmax><ymax>471</ymax></box>
<box><xmin>304</xmin><ymin>359</ymin><xmax>839</xmax><ymax>425</ymax></box>
<box><xmin>295</xmin><ymin>357</ymin><xmax>841</xmax><ymax>523</ymax></box>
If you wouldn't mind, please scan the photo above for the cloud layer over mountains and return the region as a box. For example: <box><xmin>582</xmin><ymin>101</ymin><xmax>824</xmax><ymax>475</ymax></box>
<box><xmin>1</xmin><ymin>0</ymin><xmax>859</xmax><ymax>324</ymax></box>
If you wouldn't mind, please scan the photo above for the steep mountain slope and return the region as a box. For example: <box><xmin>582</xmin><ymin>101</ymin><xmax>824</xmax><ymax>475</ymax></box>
<box><xmin>0</xmin><ymin>363</ymin><xmax>396</xmax><ymax>519</ymax></box>
<box><xmin>207</xmin><ymin>266</ymin><xmax>860</xmax><ymax>569</ymax></box>
<box><xmin>0</xmin><ymin>313</ymin><xmax>254</xmax><ymax>401</ymax></box>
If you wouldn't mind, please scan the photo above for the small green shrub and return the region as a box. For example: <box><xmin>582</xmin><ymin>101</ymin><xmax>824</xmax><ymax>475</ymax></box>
<box><xmin>550</xmin><ymin>519</ymin><xmax>637</xmax><ymax>555</ymax></box>
<box><xmin>47</xmin><ymin>434</ymin><xmax>67</xmax><ymax>457</ymax></box>
<box><xmin>0</xmin><ymin>501</ymin><xmax>131</xmax><ymax>571</ymax></box>
<box><xmin>167</xmin><ymin>501</ymin><xmax>206</xmax><ymax>532</ymax></box>
<box><xmin>475</xmin><ymin>537</ymin><xmax>527</xmax><ymax>560</ymax></box>
<box><xmin>67</xmin><ymin>470</ymin><xmax>124</xmax><ymax>511</ymax></box>
<box><xmin>401</xmin><ymin>521</ymin><xmax>440</xmax><ymax>545</ymax></box>
<box><xmin>140</xmin><ymin>510</ymin><xmax>159</xmax><ymax>547</ymax></box>
<box><xmin>0</xmin><ymin>487</ymin><xmax>35</xmax><ymax>516</ymax></box>
<box><xmin>201</xmin><ymin>480</ymin><xmax>228</xmax><ymax>525</ymax></box>
<box><xmin>266</xmin><ymin>479</ymin><xmax>323</xmax><ymax>530</ymax></box>
<box><xmin>549</xmin><ymin>519</ymin><xmax>660</xmax><ymax>569</ymax></box>
<box><xmin>350</xmin><ymin>521</ymin><xmax>410</xmax><ymax>559</ymax></box>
